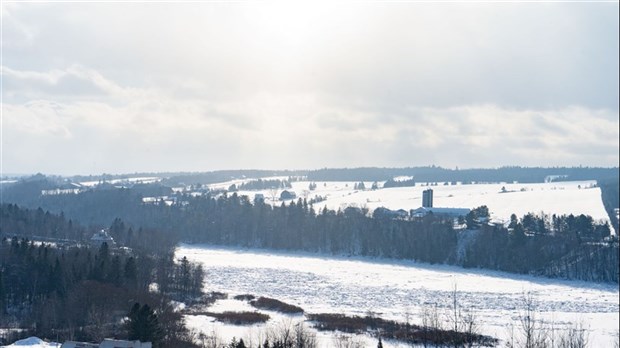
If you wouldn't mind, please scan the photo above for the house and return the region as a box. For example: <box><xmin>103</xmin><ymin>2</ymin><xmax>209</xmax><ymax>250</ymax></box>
<box><xmin>100</xmin><ymin>339</ymin><xmax>151</xmax><ymax>348</ymax></box>
<box><xmin>62</xmin><ymin>339</ymin><xmax>151</xmax><ymax>348</ymax></box>
<box><xmin>61</xmin><ymin>342</ymin><xmax>98</xmax><ymax>348</ymax></box>
<box><xmin>373</xmin><ymin>207</ymin><xmax>408</xmax><ymax>220</ymax></box>
<box><xmin>90</xmin><ymin>230</ymin><xmax>116</xmax><ymax>248</ymax></box>
<box><xmin>280</xmin><ymin>190</ymin><xmax>296</xmax><ymax>200</ymax></box>
<box><xmin>410</xmin><ymin>207</ymin><xmax>470</xmax><ymax>218</ymax></box>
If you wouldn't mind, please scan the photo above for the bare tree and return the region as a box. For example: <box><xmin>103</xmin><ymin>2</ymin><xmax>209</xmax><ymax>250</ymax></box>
<box><xmin>505</xmin><ymin>292</ymin><xmax>549</xmax><ymax>348</ymax></box>
<box><xmin>462</xmin><ymin>308</ymin><xmax>479</xmax><ymax>348</ymax></box>
<box><xmin>557</xmin><ymin>321</ymin><xmax>589</xmax><ymax>348</ymax></box>
<box><xmin>269</xmin><ymin>188</ymin><xmax>279</xmax><ymax>204</ymax></box>
<box><xmin>197</xmin><ymin>328</ymin><xmax>221</xmax><ymax>348</ymax></box>
<box><xmin>266</xmin><ymin>318</ymin><xmax>317</xmax><ymax>348</ymax></box>
<box><xmin>421</xmin><ymin>302</ymin><xmax>442</xmax><ymax>347</ymax></box>
<box><xmin>445</xmin><ymin>283</ymin><xmax>480</xmax><ymax>348</ymax></box>
<box><xmin>519</xmin><ymin>292</ymin><xmax>548</xmax><ymax>348</ymax></box>
<box><xmin>85</xmin><ymin>304</ymin><xmax>109</xmax><ymax>342</ymax></box>
<box><xmin>333</xmin><ymin>333</ymin><xmax>365</xmax><ymax>348</ymax></box>
<box><xmin>449</xmin><ymin>283</ymin><xmax>463</xmax><ymax>338</ymax></box>
<box><xmin>293</xmin><ymin>321</ymin><xmax>317</xmax><ymax>348</ymax></box>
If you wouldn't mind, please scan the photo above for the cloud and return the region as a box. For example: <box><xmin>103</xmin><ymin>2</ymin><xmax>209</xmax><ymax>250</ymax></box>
<box><xmin>3</xmin><ymin>65</ymin><xmax>618</xmax><ymax>175</ymax></box>
<box><xmin>1</xmin><ymin>3</ymin><xmax>618</xmax><ymax>174</ymax></box>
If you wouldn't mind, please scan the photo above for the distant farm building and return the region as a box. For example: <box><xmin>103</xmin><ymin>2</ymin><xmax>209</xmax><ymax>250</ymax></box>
<box><xmin>373</xmin><ymin>207</ymin><xmax>409</xmax><ymax>220</ymax></box>
<box><xmin>422</xmin><ymin>189</ymin><xmax>434</xmax><ymax>208</ymax></box>
<box><xmin>280</xmin><ymin>190</ymin><xmax>296</xmax><ymax>200</ymax></box>
<box><xmin>410</xmin><ymin>207</ymin><xmax>470</xmax><ymax>218</ymax></box>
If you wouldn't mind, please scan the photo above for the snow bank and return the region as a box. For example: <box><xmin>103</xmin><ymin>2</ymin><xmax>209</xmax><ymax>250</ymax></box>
<box><xmin>2</xmin><ymin>336</ymin><xmax>59</xmax><ymax>347</ymax></box>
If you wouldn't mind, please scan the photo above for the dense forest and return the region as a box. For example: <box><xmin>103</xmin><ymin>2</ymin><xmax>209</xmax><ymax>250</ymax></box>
<box><xmin>0</xmin><ymin>204</ymin><xmax>204</xmax><ymax>347</ymax></box>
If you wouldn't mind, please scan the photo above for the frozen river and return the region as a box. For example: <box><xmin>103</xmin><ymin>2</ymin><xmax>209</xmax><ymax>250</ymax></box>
<box><xmin>177</xmin><ymin>244</ymin><xmax>619</xmax><ymax>347</ymax></box>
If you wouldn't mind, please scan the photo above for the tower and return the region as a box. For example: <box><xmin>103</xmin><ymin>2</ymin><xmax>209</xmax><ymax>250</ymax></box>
<box><xmin>422</xmin><ymin>188</ymin><xmax>433</xmax><ymax>208</ymax></box>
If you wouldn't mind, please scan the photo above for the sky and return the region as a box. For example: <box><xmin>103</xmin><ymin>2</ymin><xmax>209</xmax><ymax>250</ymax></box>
<box><xmin>1</xmin><ymin>2</ymin><xmax>619</xmax><ymax>176</ymax></box>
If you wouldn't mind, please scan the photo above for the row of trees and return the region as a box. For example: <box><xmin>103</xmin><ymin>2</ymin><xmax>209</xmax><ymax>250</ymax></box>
<box><xmin>462</xmin><ymin>213</ymin><xmax>617</xmax><ymax>281</ymax></box>
<box><xmin>0</xmin><ymin>204</ymin><xmax>85</xmax><ymax>241</ymax></box>
<box><xmin>306</xmin><ymin>166</ymin><xmax>618</xmax><ymax>184</ymax></box>
<box><xmin>235</xmin><ymin>179</ymin><xmax>292</xmax><ymax>191</ymax></box>
<box><xmin>382</xmin><ymin>178</ymin><xmax>417</xmax><ymax>188</ymax></box>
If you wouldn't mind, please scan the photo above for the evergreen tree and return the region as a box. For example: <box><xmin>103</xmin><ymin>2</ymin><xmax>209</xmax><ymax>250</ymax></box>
<box><xmin>127</xmin><ymin>303</ymin><xmax>164</xmax><ymax>344</ymax></box>
<box><xmin>0</xmin><ymin>270</ymin><xmax>5</xmax><ymax>315</ymax></box>
<box><xmin>124</xmin><ymin>257</ymin><xmax>137</xmax><ymax>284</ymax></box>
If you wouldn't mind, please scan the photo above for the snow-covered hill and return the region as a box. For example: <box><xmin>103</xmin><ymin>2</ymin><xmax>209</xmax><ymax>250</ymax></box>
<box><xmin>216</xmin><ymin>179</ymin><xmax>611</xmax><ymax>229</ymax></box>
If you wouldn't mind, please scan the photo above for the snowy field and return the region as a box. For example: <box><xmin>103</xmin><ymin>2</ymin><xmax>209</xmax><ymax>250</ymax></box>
<box><xmin>178</xmin><ymin>244</ymin><xmax>619</xmax><ymax>348</ymax></box>
<box><xmin>219</xmin><ymin>179</ymin><xmax>612</xmax><ymax>229</ymax></box>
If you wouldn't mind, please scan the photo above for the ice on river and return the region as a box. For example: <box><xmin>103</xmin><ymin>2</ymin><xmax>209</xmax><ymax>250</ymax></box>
<box><xmin>177</xmin><ymin>244</ymin><xmax>619</xmax><ymax>347</ymax></box>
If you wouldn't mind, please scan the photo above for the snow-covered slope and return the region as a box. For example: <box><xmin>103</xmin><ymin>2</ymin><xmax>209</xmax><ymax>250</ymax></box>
<box><xmin>225</xmin><ymin>180</ymin><xmax>611</xmax><ymax>228</ymax></box>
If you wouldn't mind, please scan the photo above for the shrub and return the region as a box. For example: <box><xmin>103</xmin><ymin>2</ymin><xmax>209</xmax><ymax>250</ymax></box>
<box><xmin>250</xmin><ymin>297</ymin><xmax>304</xmax><ymax>314</ymax></box>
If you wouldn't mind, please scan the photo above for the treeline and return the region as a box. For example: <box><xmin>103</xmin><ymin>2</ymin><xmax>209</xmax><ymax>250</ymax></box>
<box><xmin>463</xmin><ymin>213</ymin><xmax>618</xmax><ymax>282</ymax></box>
<box><xmin>382</xmin><ymin>178</ymin><xmax>417</xmax><ymax>188</ymax></box>
<box><xmin>0</xmin><ymin>204</ymin><xmax>86</xmax><ymax>241</ymax></box>
<box><xmin>161</xmin><ymin>170</ymin><xmax>305</xmax><ymax>187</ymax></box>
<box><xmin>108</xmin><ymin>194</ymin><xmax>457</xmax><ymax>264</ymax></box>
<box><xmin>235</xmin><ymin>179</ymin><xmax>292</xmax><ymax>191</ymax></box>
<box><xmin>598</xmin><ymin>176</ymin><xmax>620</xmax><ymax>231</ymax></box>
<box><xmin>0</xmin><ymin>202</ymin><xmax>177</xmax><ymax>254</ymax></box>
<box><xmin>306</xmin><ymin>166</ymin><xmax>618</xmax><ymax>184</ymax></box>
<box><xmin>2</xmin><ymin>178</ymin><xmax>618</xmax><ymax>283</ymax></box>
<box><xmin>0</xmin><ymin>205</ymin><xmax>204</xmax><ymax>347</ymax></box>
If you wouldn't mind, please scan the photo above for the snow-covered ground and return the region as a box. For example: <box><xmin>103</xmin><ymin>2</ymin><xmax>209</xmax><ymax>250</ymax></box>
<box><xmin>222</xmin><ymin>180</ymin><xmax>612</xmax><ymax>230</ymax></box>
<box><xmin>178</xmin><ymin>244</ymin><xmax>620</xmax><ymax>347</ymax></box>
<box><xmin>1</xmin><ymin>337</ymin><xmax>59</xmax><ymax>348</ymax></box>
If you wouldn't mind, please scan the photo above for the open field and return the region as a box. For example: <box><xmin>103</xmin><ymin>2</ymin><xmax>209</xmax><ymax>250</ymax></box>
<box><xmin>218</xmin><ymin>179</ymin><xmax>612</xmax><ymax>228</ymax></box>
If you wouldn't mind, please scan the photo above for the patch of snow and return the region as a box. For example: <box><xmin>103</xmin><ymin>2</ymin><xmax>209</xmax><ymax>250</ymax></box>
<box><xmin>2</xmin><ymin>336</ymin><xmax>59</xmax><ymax>347</ymax></box>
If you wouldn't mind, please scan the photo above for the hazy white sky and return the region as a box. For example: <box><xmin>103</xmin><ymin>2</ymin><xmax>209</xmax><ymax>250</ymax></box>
<box><xmin>2</xmin><ymin>2</ymin><xmax>618</xmax><ymax>175</ymax></box>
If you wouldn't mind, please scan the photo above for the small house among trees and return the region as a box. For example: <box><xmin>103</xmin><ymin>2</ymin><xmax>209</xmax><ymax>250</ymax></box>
<box><xmin>280</xmin><ymin>190</ymin><xmax>296</xmax><ymax>200</ymax></box>
<box><xmin>90</xmin><ymin>230</ymin><xmax>116</xmax><ymax>248</ymax></box>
